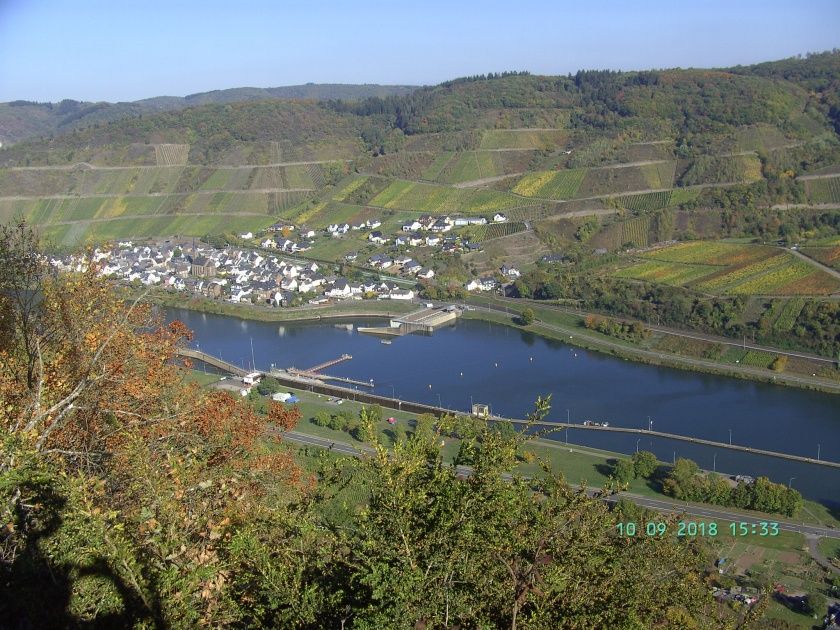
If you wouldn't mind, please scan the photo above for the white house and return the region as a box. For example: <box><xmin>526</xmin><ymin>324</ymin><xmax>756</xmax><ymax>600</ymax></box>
<box><xmin>402</xmin><ymin>220</ymin><xmax>422</xmax><ymax>232</ymax></box>
<box><xmin>493</xmin><ymin>213</ymin><xmax>508</xmax><ymax>223</ymax></box>
<box><xmin>389</xmin><ymin>289</ymin><xmax>415</xmax><ymax>300</ymax></box>
<box><xmin>368</xmin><ymin>231</ymin><xmax>388</xmax><ymax>245</ymax></box>
<box><xmin>501</xmin><ymin>265</ymin><xmax>521</xmax><ymax>279</ymax></box>
<box><xmin>240</xmin><ymin>232</ymin><xmax>254</xmax><ymax>240</ymax></box>
<box><xmin>417</xmin><ymin>267</ymin><xmax>435</xmax><ymax>279</ymax></box>
<box><xmin>425</xmin><ymin>235</ymin><xmax>441</xmax><ymax>246</ymax></box>
<box><xmin>326</xmin><ymin>279</ymin><xmax>352</xmax><ymax>298</ymax></box>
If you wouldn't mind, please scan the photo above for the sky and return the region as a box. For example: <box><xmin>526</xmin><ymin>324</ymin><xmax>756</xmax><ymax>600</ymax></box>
<box><xmin>1</xmin><ymin>0</ymin><xmax>838</xmax><ymax>103</ymax></box>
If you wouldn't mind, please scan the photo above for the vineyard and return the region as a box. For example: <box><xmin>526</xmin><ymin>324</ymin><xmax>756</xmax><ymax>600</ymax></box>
<box><xmin>645</xmin><ymin>241</ymin><xmax>774</xmax><ymax>266</ymax></box>
<box><xmin>799</xmin><ymin>245</ymin><xmax>840</xmax><ymax>269</ymax></box>
<box><xmin>616</xmin><ymin>241</ymin><xmax>840</xmax><ymax>295</ymax></box>
<box><xmin>640</xmin><ymin>161</ymin><xmax>676</xmax><ymax>189</ymax></box>
<box><xmin>805</xmin><ymin>176</ymin><xmax>840</xmax><ymax>203</ymax></box>
<box><xmin>589</xmin><ymin>215</ymin><xmax>652</xmax><ymax>250</ymax></box>
<box><xmin>469</xmin><ymin>221</ymin><xmax>527</xmax><ymax>242</ymax></box>
<box><xmin>369</xmin><ymin>179</ymin><xmax>537</xmax><ymax>215</ymax></box>
<box><xmin>332</xmin><ymin>175</ymin><xmax>370</xmax><ymax>201</ymax></box>
<box><xmin>479</xmin><ymin>129</ymin><xmax>567</xmax><ymax>150</ymax></box>
<box><xmin>767</xmin><ymin>298</ymin><xmax>806</xmax><ymax>332</ymax></box>
<box><xmin>421</xmin><ymin>153</ymin><xmax>455</xmax><ymax>180</ymax></box>
<box><xmin>512</xmin><ymin>169</ymin><xmax>586</xmax><ymax>199</ymax></box>
<box><xmin>614</xmin><ymin>260</ymin><xmax>718</xmax><ymax>286</ymax></box>
<box><xmin>615</xmin><ymin>191</ymin><xmax>670</xmax><ymax>212</ymax></box>
<box><xmin>154</xmin><ymin>144</ymin><xmax>190</xmax><ymax>166</ymax></box>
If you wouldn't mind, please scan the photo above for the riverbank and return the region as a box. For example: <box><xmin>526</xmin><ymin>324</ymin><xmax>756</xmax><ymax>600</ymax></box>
<box><xmin>463</xmin><ymin>296</ymin><xmax>840</xmax><ymax>396</ymax></box>
<box><xmin>151</xmin><ymin>288</ymin><xmax>840</xmax><ymax>394</ymax></box>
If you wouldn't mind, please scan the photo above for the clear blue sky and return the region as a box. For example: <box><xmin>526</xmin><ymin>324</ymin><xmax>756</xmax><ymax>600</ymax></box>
<box><xmin>1</xmin><ymin>0</ymin><xmax>838</xmax><ymax>102</ymax></box>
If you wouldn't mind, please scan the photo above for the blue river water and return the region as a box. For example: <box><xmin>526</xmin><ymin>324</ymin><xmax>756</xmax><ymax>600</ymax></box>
<box><xmin>165</xmin><ymin>308</ymin><xmax>840</xmax><ymax>505</ymax></box>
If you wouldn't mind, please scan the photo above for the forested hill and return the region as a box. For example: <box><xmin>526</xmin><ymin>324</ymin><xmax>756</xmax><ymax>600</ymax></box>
<box><xmin>0</xmin><ymin>83</ymin><xmax>417</xmax><ymax>146</ymax></box>
<box><xmin>2</xmin><ymin>52</ymin><xmax>840</xmax><ymax>252</ymax></box>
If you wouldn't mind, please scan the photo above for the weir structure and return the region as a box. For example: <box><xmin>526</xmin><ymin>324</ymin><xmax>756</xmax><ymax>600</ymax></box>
<box><xmin>358</xmin><ymin>305</ymin><xmax>461</xmax><ymax>337</ymax></box>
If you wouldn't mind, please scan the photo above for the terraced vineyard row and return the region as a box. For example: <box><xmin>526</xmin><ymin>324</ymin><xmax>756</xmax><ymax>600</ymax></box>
<box><xmin>800</xmin><ymin>245</ymin><xmax>840</xmax><ymax>270</ymax></box>
<box><xmin>370</xmin><ymin>180</ymin><xmax>538</xmax><ymax>215</ymax></box>
<box><xmin>479</xmin><ymin>129</ymin><xmax>567</xmax><ymax>150</ymax></box>
<box><xmin>614</xmin><ymin>187</ymin><xmax>703</xmax><ymax>212</ymax></box>
<box><xmin>154</xmin><ymin>144</ymin><xmax>189</xmax><ymax>166</ymax></box>
<box><xmin>41</xmin><ymin>214</ymin><xmax>273</xmax><ymax>247</ymax></box>
<box><xmin>470</xmin><ymin>221</ymin><xmax>527</xmax><ymax>242</ymax></box>
<box><xmin>512</xmin><ymin>169</ymin><xmax>586</xmax><ymax>199</ymax></box>
<box><xmin>770</xmin><ymin>298</ymin><xmax>806</xmax><ymax>332</ymax></box>
<box><xmin>616</xmin><ymin>241</ymin><xmax>840</xmax><ymax>295</ymax></box>
<box><xmin>805</xmin><ymin>176</ymin><xmax>840</xmax><ymax>203</ymax></box>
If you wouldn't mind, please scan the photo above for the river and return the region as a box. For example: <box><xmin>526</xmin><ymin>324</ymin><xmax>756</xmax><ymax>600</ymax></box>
<box><xmin>166</xmin><ymin>308</ymin><xmax>840</xmax><ymax>505</ymax></box>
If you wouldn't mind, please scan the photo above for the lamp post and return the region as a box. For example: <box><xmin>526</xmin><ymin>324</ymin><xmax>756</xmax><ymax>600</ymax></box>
<box><xmin>437</xmin><ymin>393</ymin><xmax>442</xmax><ymax>409</ymax></box>
<box><xmin>648</xmin><ymin>416</ymin><xmax>652</xmax><ymax>432</ymax></box>
<box><xmin>713</xmin><ymin>453</ymin><xmax>716</xmax><ymax>473</ymax></box>
<box><xmin>788</xmin><ymin>477</ymin><xmax>796</xmax><ymax>489</ymax></box>
<box><xmin>636</xmin><ymin>438</ymin><xmax>640</xmax><ymax>453</ymax></box>
<box><xmin>728</xmin><ymin>428</ymin><xmax>732</xmax><ymax>446</ymax></box>
<box><xmin>817</xmin><ymin>443</ymin><xmax>821</xmax><ymax>461</ymax></box>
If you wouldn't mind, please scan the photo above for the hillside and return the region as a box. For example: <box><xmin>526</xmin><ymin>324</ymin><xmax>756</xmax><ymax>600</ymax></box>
<box><xmin>0</xmin><ymin>83</ymin><xmax>417</xmax><ymax>146</ymax></box>
<box><xmin>1</xmin><ymin>53</ymin><xmax>839</xmax><ymax>255</ymax></box>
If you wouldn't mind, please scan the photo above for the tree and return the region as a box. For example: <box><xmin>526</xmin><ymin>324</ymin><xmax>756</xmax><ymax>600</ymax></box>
<box><xmin>770</xmin><ymin>355</ymin><xmax>787</xmax><ymax>372</ymax></box>
<box><xmin>1</xmin><ymin>222</ymin><xmax>303</xmax><ymax>625</ymax></box>
<box><xmin>519</xmin><ymin>307</ymin><xmax>535</xmax><ymax>326</ymax></box>
<box><xmin>632</xmin><ymin>450</ymin><xmax>658</xmax><ymax>478</ymax></box>
<box><xmin>613</xmin><ymin>458</ymin><xmax>635</xmax><ymax>485</ymax></box>
<box><xmin>319</xmin><ymin>398</ymin><xmax>710</xmax><ymax>627</ymax></box>
<box><xmin>804</xmin><ymin>591</ymin><xmax>826</xmax><ymax>616</ymax></box>
<box><xmin>256</xmin><ymin>375</ymin><xmax>282</xmax><ymax>395</ymax></box>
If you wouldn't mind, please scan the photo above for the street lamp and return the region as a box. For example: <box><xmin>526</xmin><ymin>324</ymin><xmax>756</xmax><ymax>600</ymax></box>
<box><xmin>636</xmin><ymin>438</ymin><xmax>641</xmax><ymax>453</ymax></box>
<box><xmin>390</xmin><ymin>384</ymin><xmax>395</xmax><ymax>400</ymax></box>
<box><xmin>648</xmin><ymin>416</ymin><xmax>653</xmax><ymax>432</ymax></box>
<box><xmin>728</xmin><ymin>428</ymin><xmax>732</xmax><ymax>446</ymax></box>
<box><xmin>713</xmin><ymin>453</ymin><xmax>716</xmax><ymax>473</ymax></box>
<box><xmin>817</xmin><ymin>443</ymin><xmax>821</xmax><ymax>461</ymax></box>
<box><xmin>788</xmin><ymin>477</ymin><xmax>796</xmax><ymax>489</ymax></box>
<box><xmin>437</xmin><ymin>393</ymin><xmax>442</xmax><ymax>409</ymax></box>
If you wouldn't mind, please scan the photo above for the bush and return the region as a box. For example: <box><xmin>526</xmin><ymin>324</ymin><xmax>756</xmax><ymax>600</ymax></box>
<box><xmin>613</xmin><ymin>459</ymin><xmax>635</xmax><ymax>484</ymax></box>
<box><xmin>520</xmin><ymin>308</ymin><xmax>535</xmax><ymax>326</ymax></box>
<box><xmin>770</xmin><ymin>355</ymin><xmax>787</xmax><ymax>372</ymax></box>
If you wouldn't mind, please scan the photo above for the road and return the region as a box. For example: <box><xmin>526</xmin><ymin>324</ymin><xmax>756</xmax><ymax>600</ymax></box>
<box><xmin>280</xmin><ymin>430</ymin><xmax>840</xmax><ymax>540</ymax></box>
<box><xmin>789</xmin><ymin>248</ymin><xmax>840</xmax><ymax>282</ymax></box>
<box><xmin>0</xmin><ymin>187</ymin><xmax>313</xmax><ymax>201</ymax></box>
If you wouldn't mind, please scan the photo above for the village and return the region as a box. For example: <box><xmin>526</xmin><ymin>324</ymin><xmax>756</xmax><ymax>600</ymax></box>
<box><xmin>47</xmin><ymin>211</ymin><xmax>524</xmax><ymax>307</ymax></box>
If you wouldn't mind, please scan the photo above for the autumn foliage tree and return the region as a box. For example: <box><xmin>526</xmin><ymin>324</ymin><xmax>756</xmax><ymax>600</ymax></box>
<box><xmin>0</xmin><ymin>220</ymin><xmax>303</xmax><ymax>625</ymax></box>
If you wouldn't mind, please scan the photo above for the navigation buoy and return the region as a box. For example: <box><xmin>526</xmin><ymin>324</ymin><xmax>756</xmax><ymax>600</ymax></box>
<box><xmin>530</xmin><ymin>357</ymin><xmax>533</xmax><ymax>362</ymax></box>
<box><xmin>494</xmin><ymin>362</ymin><xmax>498</xmax><ymax>367</ymax></box>
<box><xmin>460</xmin><ymin>372</ymin><xmax>463</xmax><ymax>377</ymax></box>
<box><xmin>428</xmin><ymin>384</ymin><xmax>432</xmax><ymax>389</ymax></box>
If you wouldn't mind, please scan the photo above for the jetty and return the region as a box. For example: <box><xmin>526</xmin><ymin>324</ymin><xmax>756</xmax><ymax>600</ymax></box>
<box><xmin>283</xmin><ymin>354</ymin><xmax>373</xmax><ymax>387</ymax></box>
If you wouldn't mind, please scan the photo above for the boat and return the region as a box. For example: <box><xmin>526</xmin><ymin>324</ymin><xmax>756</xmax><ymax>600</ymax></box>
<box><xmin>380</xmin><ymin>339</ymin><xmax>392</xmax><ymax>345</ymax></box>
